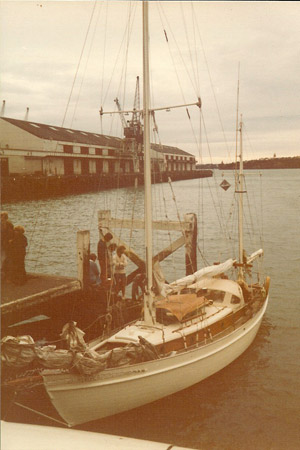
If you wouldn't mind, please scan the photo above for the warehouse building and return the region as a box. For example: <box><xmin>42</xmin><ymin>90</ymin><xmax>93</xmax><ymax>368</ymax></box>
<box><xmin>0</xmin><ymin>117</ymin><xmax>196</xmax><ymax>178</ymax></box>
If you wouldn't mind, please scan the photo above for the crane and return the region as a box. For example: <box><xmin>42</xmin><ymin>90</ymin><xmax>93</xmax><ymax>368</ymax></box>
<box><xmin>114</xmin><ymin>77</ymin><xmax>143</xmax><ymax>142</ymax></box>
<box><xmin>129</xmin><ymin>76</ymin><xmax>142</xmax><ymax>140</ymax></box>
<box><xmin>114</xmin><ymin>97</ymin><xmax>128</xmax><ymax>130</ymax></box>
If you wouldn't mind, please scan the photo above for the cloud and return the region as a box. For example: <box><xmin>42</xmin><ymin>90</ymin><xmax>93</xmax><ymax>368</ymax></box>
<box><xmin>1</xmin><ymin>1</ymin><xmax>300</xmax><ymax>163</ymax></box>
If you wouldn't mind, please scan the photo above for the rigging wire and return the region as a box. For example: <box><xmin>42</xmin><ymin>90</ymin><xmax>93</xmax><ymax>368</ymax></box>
<box><xmin>167</xmin><ymin>178</ymin><xmax>196</xmax><ymax>273</ymax></box>
<box><xmin>156</xmin><ymin>2</ymin><xmax>238</xmax><ymax>265</ymax></box>
<box><xmin>107</xmin><ymin>3</ymin><xmax>137</xmax><ymax>223</ymax></box>
<box><xmin>24</xmin><ymin>2</ymin><xmax>98</xmax><ymax>269</ymax></box>
<box><xmin>191</xmin><ymin>2</ymin><xmax>233</xmax><ymax>164</ymax></box>
<box><xmin>243</xmin><ymin>178</ymin><xmax>258</xmax><ymax>250</ymax></box>
<box><xmin>61</xmin><ymin>1</ymin><xmax>97</xmax><ymax>129</ymax></box>
<box><xmin>190</xmin><ymin>3</ymin><xmax>201</xmax><ymax>97</ymax></box>
<box><xmin>70</xmin><ymin>2</ymin><xmax>104</xmax><ymax>128</ymax></box>
<box><xmin>90</xmin><ymin>2</ymin><xmax>138</xmax><ymax>244</ymax></box>
<box><xmin>99</xmin><ymin>3</ymin><xmax>137</xmax><ymax>137</ymax></box>
<box><xmin>180</xmin><ymin>2</ymin><xmax>201</xmax><ymax>97</ymax></box>
<box><xmin>196</xmin><ymin>114</ymin><xmax>207</xmax><ymax>264</ymax></box>
<box><xmin>128</xmin><ymin>178</ymin><xmax>138</xmax><ymax>249</ymax></box>
<box><xmin>200</xmin><ymin>110</ymin><xmax>232</xmax><ymax>240</ymax></box>
<box><xmin>235</xmin><ymin>63</ymin><xmax>240</xmax><ymax>191</ymax></box>
<box><xmin>100</xmin><ymin>1</ymin><xmax>109</xmax><ymax>134</ymax></box>
<box><xmin>156</xmin><ymin>2</ymin><xmax>210</xmax><ymax>271</ymax></box>
<box><xmin>150</xmin><ymin>119</ymin><xmax>178</xmax><ymax>274</ymax></box>
<box><xmin>26</xmin><ymin>207</ymin><xmax>40</xmax><ymax>258</ymax></box>
<box><xmin>120</xmin><ymin>3</ymin><xmax>135</xmax><ymax>128</ymax></box>
<box><xmin>243</xmin><ymin>122</ymin><xmax>265</xmax><ymax>241</ymax></box>
<box><xmin>32</xmin><ymin>208</ymin><xmax>53</xmax><ymax>273</ymax></box>
<box><xmin>157</xmin><ymin>3</ymin><xmax>199</xmax><ymax>100</ymax></box>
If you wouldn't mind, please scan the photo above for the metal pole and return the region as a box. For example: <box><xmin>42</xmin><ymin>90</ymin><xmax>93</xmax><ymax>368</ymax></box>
<box><xmin>143</xmin><ymin>1</ymin><xmax>155</xmax><ymax>325</ymax></box>
<box><xmin>238</xmin><ymin>116</ymin><xmax>244</xmax><ymax>280</ymax></box>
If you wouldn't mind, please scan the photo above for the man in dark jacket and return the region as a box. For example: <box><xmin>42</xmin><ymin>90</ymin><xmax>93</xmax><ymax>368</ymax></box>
<box><xmin>97</xmin><ymin>232</ymin><xmax>113</xmax><ymax>283</ymax></box>
<box><xmin>1</xmin><ymin>211</ymin><xmax>14</xmax><ymax>279</ymax></box>
<box><xmin>9</xmin><ymin>225</ymin><xmax>28</xmax><ymax>285</ymax></box>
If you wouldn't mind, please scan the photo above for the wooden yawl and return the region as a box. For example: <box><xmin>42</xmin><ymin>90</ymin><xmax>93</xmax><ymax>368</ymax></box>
<box><xmin>2</xmin><ymin>2</ymin><xmax>270</xmax><ymax>427</ymax></box>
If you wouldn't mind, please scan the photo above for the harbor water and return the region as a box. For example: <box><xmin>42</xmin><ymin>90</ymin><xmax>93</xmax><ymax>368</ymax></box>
<box><xmin>2</xmin><ymin>169</ymin><xmax>300</xmax><ymax>449</ymax></box>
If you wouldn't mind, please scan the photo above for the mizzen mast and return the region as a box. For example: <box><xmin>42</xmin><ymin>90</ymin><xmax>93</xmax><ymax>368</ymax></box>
<box><xmin>237</xmin><ymin>115</ymin><xmax>246</xmax><ymax>280</ymax></box>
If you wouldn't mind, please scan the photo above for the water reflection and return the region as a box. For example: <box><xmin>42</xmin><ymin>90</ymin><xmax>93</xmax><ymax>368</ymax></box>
<box><xmin>2</xmin><ymin>170</ymin><xmax>300</xmax><ymax>450</ymax></box>
<box><xmin>77</xmin><ymin>316</ymin><xmax>274</xmax><ymax>449</ymax></box>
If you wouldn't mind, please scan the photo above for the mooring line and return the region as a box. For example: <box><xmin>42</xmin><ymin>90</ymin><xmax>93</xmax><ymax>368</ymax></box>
<box><xmin>14</xmin><ymin>401</ymin><xmax>69</xmax><ymax>427</ymax></box>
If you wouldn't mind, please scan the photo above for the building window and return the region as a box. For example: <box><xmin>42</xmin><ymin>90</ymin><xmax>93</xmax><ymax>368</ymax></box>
<box><xmin>81</xmin><ymin>159</ymin><xmax>89</xmax><ymax>175</ymax></box>
<box><xmin>80</xmin><ymin>147</ymin><xmax>89</xmax><ymax>155</ymax></box>
<box><xmin>0</xmin><ymin>158</ymin><xmax>9</xmax><ymax>177</ymax></box>
<box><xmin>64</xmin><ymin>158</ymin><xmax>74</xmax><ymax>175</ymax></box>
<box><xmin>108</xmin><ymin>161</ymin><xmax>115</xmax><ymax>173</ymax></box>
<box><xmin>96</xmin><ymin>159</ymin><xmax>103</xmax><ymax>174</ymax></box>
<box><xmin>121</xmin><ymin>160</ymin><xmax>127</xmax><ymax>172</ymax></box>
<box><xmin>63</xmin><ymin>145</ymin><xmax>73</xmax><ymax>154</ymax></box>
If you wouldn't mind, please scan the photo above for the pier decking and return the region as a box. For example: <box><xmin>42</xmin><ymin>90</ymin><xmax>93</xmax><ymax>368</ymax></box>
<box><xmin>1</xmin><ymin>273</ymin><xmax>83</xmax><ymax>339</ymax></box>
<box><xmin>1</xmin><ymin>273</ymin><xmax>81</xmax><ymax>314</ymax></box>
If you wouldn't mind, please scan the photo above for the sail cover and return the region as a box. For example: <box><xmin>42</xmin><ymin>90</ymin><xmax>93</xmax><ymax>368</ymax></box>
<box><xmin>155</xmin><ymin>293</ymin><xmax>206</xmax><ymax>321</ymax></box>
<box><xmin>247</xmin><ymin>249</ymin><xmax>263</xmax><ymax>264</ymax></box>
<box><xmin>169</xmin><ymin>259</ymin><xmax>236</xmax><ymax>291</ymax></box>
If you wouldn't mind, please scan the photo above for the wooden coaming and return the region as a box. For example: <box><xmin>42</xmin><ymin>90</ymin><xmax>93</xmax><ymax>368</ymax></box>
<box><xmin>156</xmin><ymin>305</ymin><xmax>249</xmax><ymax>355</ymax></box>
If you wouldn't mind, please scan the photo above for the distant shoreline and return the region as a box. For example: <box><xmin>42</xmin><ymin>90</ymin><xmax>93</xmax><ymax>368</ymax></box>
<box><xmin>196</xmin><ymin>156</ymin><xmax>300</xmax><ymax>170</ymax></box>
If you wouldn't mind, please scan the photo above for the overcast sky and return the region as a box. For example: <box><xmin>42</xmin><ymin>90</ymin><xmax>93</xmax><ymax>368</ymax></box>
<box><xmin>1</xmin><ymin>1</ymin><xmax>299</xmax><ymax>163</ymax></box>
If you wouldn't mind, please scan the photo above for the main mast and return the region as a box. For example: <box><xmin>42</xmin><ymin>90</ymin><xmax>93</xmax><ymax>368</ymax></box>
<box><xmin>142</xmin><ymin>2</ymin><xmax>155</xmax><ymax>325</ymax></box>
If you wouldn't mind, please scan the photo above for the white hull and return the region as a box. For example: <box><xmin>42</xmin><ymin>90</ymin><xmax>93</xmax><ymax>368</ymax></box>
<box><xmin>1</xmin><ymin>421</ymin><xmax>193</xmax><ymax>450</ymax></box>
<box><xmin>43</xmin><ymin>297</ymin><xmax>268</xmax><ymax>426</ymax></box>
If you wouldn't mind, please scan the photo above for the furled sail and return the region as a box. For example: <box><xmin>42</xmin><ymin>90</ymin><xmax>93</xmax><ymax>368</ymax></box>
<box><xmin>169</xmin><ymin>259</ymin><xmax>236</xmax><ymax>292</ymax></box>
<box><xmin>153</xmin><ymin>252</ymin><xmax>262</xmax><ymax>297</ymax></box>
<box><xmin>247</xmin><ymin>249</ymin><xmax>263</xmax><ymax>264</ymax></box>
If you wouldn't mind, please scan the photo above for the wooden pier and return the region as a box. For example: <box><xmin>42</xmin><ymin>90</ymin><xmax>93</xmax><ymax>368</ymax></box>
<box><xmin>1</xmin><ymin>273</ymin><xmax>84</xmax><ymax>340</ymax></box>
<box><xmin>1</xmin><ymin>170</ymin><xmax>212</xmax><ymax>203</ymax></box>
<box><xmin>1</xmin><ymin>210</ymin><xmax>198</xmax><ymax>340</ymax></box>
<box><xmin>1</xmin><ymin>273</ymin><xmax>81</xmax><ymax>314</ymax></box>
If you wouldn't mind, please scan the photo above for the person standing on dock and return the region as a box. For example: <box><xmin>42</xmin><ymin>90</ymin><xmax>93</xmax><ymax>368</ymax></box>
<box><xmin>113</xmin><ymin>245</ymin><xmax>128</xmax><ymax>300</ymax></box>
<box><xmin>89</xmin><ymin>253</ymin><xmax>101</xmax><ymax>286</ymax></box>
<box><xmin>1</xmin><ymin>212</ymin><xmax>14</xmax><ymax>279</ymax></box>
<box><xmin>9</xmin><ymin>225</ymin><xmax>28</xmax><ymax>285</ymax></box>
<box><xmin>97</xmin><ymin>232</ymin><xmax>113</xmax><ymax>283</ymax></box>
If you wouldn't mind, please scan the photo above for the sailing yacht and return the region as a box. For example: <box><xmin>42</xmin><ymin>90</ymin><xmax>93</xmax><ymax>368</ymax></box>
<box><xmin>2</xmin><ymin>3</ymin><xmax>269</xmax><ymax>427</ymax></box>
